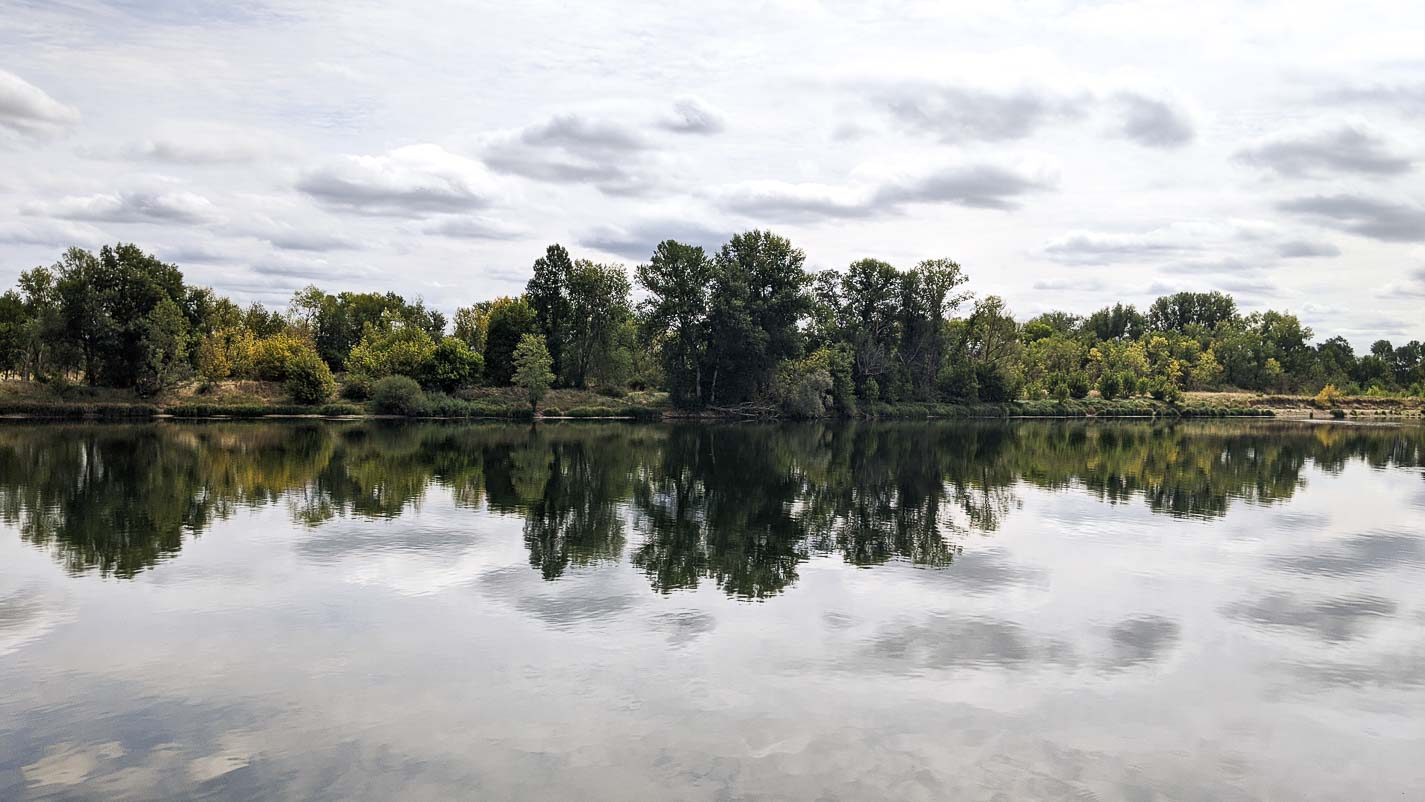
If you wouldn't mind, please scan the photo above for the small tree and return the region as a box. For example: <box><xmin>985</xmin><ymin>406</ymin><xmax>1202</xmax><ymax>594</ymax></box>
<box><xmin>285</xmin><ymin>350</ymin><xmax>336</xmax><ymax>404</ymax></box>
<box><xmin>1313</xmin><ymin>383</ymin><xmax>1344</xmax><ymax>409</ymax></box>
<box><xmin>138</xmin><ymin>297</ymin><xmax>190</xmax><ymax>396</ymax></box>
<box><xmin>371</xmin><ymin>375</ymin><xmax>425</xmax><ymax>415</ymax></box>
<box><xmin>513</xmin><ymin>333</ymin><xmax>554</xmax><ymax>415</ymax></box>
<box><xmin>347</xmin><ymin>322</ymin><xmax>437</xmax><ymax>379</ymax></box>
<box><xmin>1097</xmin><ymin>371</ymin><xmax>1121</xmax><ymax>400</ymax></box>
<box><xmin>423</xmin><ymin>336</ymin><xmax>483</xmax><ymax>392</ymax></box>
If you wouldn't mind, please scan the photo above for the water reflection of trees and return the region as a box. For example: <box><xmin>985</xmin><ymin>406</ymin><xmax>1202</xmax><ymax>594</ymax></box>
<box><xmin>0</xmin><ymin>421</ymin><xmax>1420</xmax><ymax>595</ymax></box>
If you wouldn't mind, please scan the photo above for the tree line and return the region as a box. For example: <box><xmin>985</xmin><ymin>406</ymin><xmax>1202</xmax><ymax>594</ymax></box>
<box><xmin>3</xmin><ymin>235</ymin><xmax>1423</xmax><ymax>410</ymax></box>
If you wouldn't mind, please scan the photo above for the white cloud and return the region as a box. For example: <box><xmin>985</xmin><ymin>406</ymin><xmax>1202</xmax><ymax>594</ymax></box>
<box><xmin>0</xmin><ymin>70</ymin><xmax>79</xmax><ymax>138</ymax></box>
<box><xmin>1111</xmin><ymin>90</ymin><xmax>1194</xmax><ymax>148</ymax></box>
<box><xmin>23</xmin><ymin>191</ymin><xmax>219</xmax><ymax>224</ymax></box>
<box><xmin>581</xmin><ymin>217</ymin><xmax>730</xmax><ymax>260</ymax></box>
<box><xmin>0</xmin><ymin>218</ymin><xmax>107</xmax><ymax>247</ymax></box>
<box><xmin>482</xmin><ymin>112</ymin><xmax>665</xmax><ymax>196</ymax></box>
<box><xmin>866</xmin><ymin>81</ymin><xmax>1086</xmax><ymax>143</ymax></box>
<box><xmin>715</xmin><ymin>161</ymin><xmax>1053</xmax><ymax>221</ymax></box>
<box><xmin>296</xmin><ymin>144</ymin><xmax>505</xmax><ymax>216</ymax></box>
<box><xmin>1235</xmin><ymin>120</ymin><xmax>1414</xmax><ymax>177</ymax></box>
<box><xmin>1276</xmin><ymin>195</ymin><xmax>1425</xmax><ymax>243</ymax></box>
<box><xmin>421</xmin><ymin>215</ymin><xmax>527</xmax><ymax>241</ymax></box>
<box><xmin>661</xmin><ymin>96</ymin><xmax>726</xmax><ymax>134</ymax></box>
<box><xmin>113</xmin><ymin>122</ymin><xmax>290</xmax><ymax>164</ymax></box>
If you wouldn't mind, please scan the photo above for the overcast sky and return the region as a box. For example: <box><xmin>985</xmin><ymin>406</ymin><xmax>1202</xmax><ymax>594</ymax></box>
<box><xmin>2</xmin><ymin>0</ymin><xmax>1423</xmax><ymax>347</ymax></box>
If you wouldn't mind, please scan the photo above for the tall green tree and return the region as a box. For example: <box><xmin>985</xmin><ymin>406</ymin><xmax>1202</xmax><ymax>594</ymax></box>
<box><xmin>138</xmin><ymin>297</ymin><xmax>190</xmax><ymax>395</ymax></box>
<box><xmin>636</xmin><ymin>240</ymin><xmax>713</xmax><ymax>407</ymax></box>
<box><xmin>562</xmin><ymin>260</ymin><xmax>631</xmax><ymax>388</ymax></box>
<box><xmin>898</xmin><ymin>258</ymin><xmax>969</xmax><ymax>400</ymax></box>
<box><xmin>702</xmin><ymin>230</ymin><xmax>811</xmax><ymax>405</ymax></box>
<box><xmin>0</xmin><ymin>291</ymin><xmax>27</xmax><ymax>378</ymax></box>
<box><xmin>526</xmin><ymin>244</ymin><xmax>574</xmax><ymax>379</ymax></box>
<box><xmin>483</xmin><ymin>296</ymin><xmax>538</xmax><ymax>385</ymax></box>
<box><xmin>1083</xmin><ymin>303</ymin><xmax>1147</xmax><ymax>343</ymax></box>
<box><xmin>1147</xmin><ymin>291</ymin><xmax>1238</xmax><ymax>332</ymax></box>
<box><xmin>839</xmin><ymin>258</ymin><xmax>901</xmax><ymax>396</ymax></box>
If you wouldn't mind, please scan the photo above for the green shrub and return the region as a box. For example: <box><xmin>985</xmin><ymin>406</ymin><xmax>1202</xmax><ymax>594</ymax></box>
<box><xmin>285</xmin><ymin>351</ymin><xmax>336</xmax><ymax>405</ymax></box>
<box><xmin>423</xmin><ymin>337</ymin><xmax>483</xmax><ymax>392</ymax></box>
<box><xmin>936</xmin><ymin>362</ymin><xmax>979</xmax><ymax>403</ymax></box>
<box><xmin>861</xmin><ymin>377</ymin><xmax>880</xmax><ymax>403</ymax></box>
<box><xmin>342</xmin><ymin>374</ymin><xmax>374</xmax><ymax>401</ymax></box>
<box><xmin>0</xmin><ymin>402</ymin><xmax>157</xmax><ymax>419</ymax></box>
<box><xmin>370</xmin><ymin>375</ymin><xmax>425</xmax><ymax>416</ymax></box>
<box><xmin>251</xmin><ymin>333</ymin><xmax>314</xmax><ymax>382</ymax></box>
<box><xmin>1097</xmin><ymin>372</ymin><xmax>1121</xmax><ymax>400</ymax></box>
<box><xmin>974</xmin><ymin>364</ymin><xmax>1019</xmax><ymax>402</ymax></box>
<box><xmin>348</xmin><ymin>324</ymin><xmax>437</xmax><ymax>379</ymax></box>
<box><xmin>774</xmin><ymin>359</ymin><xmax>833</xmax><ymax>419</ymax></box>
<box><xmin>1148</xmin><ymin>380</ymin><xmax>1182</xmax><ymax>404</ymax></box>
<box><xmin>318</xmin><ymin>403</ymin><xmax>363</xmax><ymax>416</ymax></box>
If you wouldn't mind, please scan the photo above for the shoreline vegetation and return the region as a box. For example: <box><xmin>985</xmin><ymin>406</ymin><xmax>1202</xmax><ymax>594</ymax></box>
<box><xmin>3</xmin><ymin>379</ymin><xmax>1424</xmax><ymax>421</ymax></box>
<box><xmin>1</xmin><ymin>237</ymin><xmax>1422</xmax><ymax>423</ymax></box>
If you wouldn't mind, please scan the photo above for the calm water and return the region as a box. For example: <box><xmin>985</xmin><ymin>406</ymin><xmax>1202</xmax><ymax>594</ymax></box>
<box><xmin>1</xmin><ymin>420</ymin><xmax>1423</xmax><ymax>800</ymax></box>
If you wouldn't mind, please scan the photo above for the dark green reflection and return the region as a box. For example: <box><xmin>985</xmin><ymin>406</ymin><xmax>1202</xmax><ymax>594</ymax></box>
<box><xmin>1</xmin><ymin>421</ymin><xmax>1421</xmax><ymax>596</ymax></box>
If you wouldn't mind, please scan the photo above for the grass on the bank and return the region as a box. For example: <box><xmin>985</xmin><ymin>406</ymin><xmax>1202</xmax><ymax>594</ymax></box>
<box><xmin>2</xmin><ymin>378</ymin><xmax>1420</xmax><ymax>420</ymax></box>
<box><xmin>866</xmin><ymin>398</ymin><xmax>1275</xmax><ymax>419</ymax></box>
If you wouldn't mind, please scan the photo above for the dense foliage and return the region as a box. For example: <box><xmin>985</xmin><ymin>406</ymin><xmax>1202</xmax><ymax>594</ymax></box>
<box><xmin>4</xmin><ymin>238</ymin><xmax>1423</xmax><ymax>408</ymax></box>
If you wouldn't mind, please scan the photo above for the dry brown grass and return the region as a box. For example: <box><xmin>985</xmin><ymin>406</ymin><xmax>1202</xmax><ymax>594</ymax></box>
<box><xmin>1184</xmin><ymin>390</ymin><xmax>1424</xmax><ymax>417</ymax></box>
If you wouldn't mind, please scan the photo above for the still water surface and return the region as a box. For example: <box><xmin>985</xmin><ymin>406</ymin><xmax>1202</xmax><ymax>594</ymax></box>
<box><xmin>1</xmin><ymin>420</ymin><xmax>1423</xmax><ymax>800</ymax></box>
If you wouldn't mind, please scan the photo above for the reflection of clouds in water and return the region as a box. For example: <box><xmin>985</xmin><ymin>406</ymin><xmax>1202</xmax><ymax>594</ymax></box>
<box><xmin>21</xmin><ymin>741</ymin><xmax>126</xmax><ymax>789</ymax></box>
<box><xmin>1265</xmin><ymin>510</ymin><xmax>1331</xmax><ymax>532</ymax></box>
<box><xmin>649</xmin><ymin>609</ymin><xmax>717</xmax><ymax>647</ymax></box>
<box><xmin>517</xmin><ymin>592</ymin><xmax>641</xmax><ymax>629</ymax></box>
<box><xmin>295</xmin><ymin>523</ymin><xmax>482</xmax><ymax>563</ymax></box>
<box><xmin>905</xmin><ymin>549</ymin><xmax>1047</xmax><ymax>596</ymax></box>
<box><xmin>0</xmin><ymin>680</ymin><xmax>281</xmax><ymax>801</ymax></box>
<box><xmin>296</xmin><ymin>518</ymin><xmax>509</xmax><ymax>596</ymax></box>
<box><xmin>850</xmin><ymin>610</ymin><xmax>1184</xmax><ymax>676</ymax></box>
<box><xmin>1105</xmin><ymin>616</ymin><xmax>1180</xmax><ymax>670</ymax></box>
<box><xmin>0</xmin><ymin>585</ymin><xmax>71</xmax><ymax>656</ymax></box>
<box><xmin>480</xmin><ymin>565</ymin><xmax>642</xmax><ymax>629</ymax></box>
<box><xmin>1273</xmin><ymin>528</ymin><xmax>1423</xmax><ymax>577</ymax></box>
<box><xmin>857</xmin><ymin>614</ymin><xmax>1077</xmax><ymax>672</ymax></box>
<box><xmin>1293</xmin><ymin>652</ymin><xmax>1425</xmax><ymax>690</ymax></box>
<box><xmin>1224</xmin><ymin>593</ymin><xmax>1396</xmax><ymax>642</ymax></box>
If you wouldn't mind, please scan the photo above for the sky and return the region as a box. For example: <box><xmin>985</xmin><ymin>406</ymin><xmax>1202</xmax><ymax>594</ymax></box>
<box><xmin>1</xmin><ymin>0</ymin><xmax>1423</xmax><ymax>348</ymax></box>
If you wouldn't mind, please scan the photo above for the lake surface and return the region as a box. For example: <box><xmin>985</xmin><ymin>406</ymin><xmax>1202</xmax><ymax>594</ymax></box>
<box><xmin>1</xmin><ymin>420</ymin><xmax>1423</xmax><ymax>800</ymax></box>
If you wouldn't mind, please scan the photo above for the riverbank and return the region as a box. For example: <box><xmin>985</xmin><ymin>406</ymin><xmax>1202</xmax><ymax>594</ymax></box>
<box><xmin>1183</xmin><ymin>390</ymin><xmax>1425</xmax><ymax>419</ymax></box>
<box><xmin>5</xmin><ymin>379</ymin><xmax>1424</xmax><ymax>421</ymax></box>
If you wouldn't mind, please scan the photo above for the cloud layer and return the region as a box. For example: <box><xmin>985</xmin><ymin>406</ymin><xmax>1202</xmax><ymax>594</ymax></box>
<box><xmin>0</xmin><ymin>70</ymin><xmax>79</xmax><ymax>138</ymax></box>
<box><xmin>0</xmin><ymin>1</ymin><xmax>1422</xmax><ymax>347</ymax></box>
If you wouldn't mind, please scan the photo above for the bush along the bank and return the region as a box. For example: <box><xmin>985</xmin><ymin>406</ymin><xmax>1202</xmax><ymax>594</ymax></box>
<box><xmin>284</xmin><ymin>351</ymin><xmax>337</xmax><ymax>405</ymax></box>
<box><xmin>863</xmin><ymin>399</ymin><xmax>1273</xmax><ymax>419</ymax></box>
<box><xmin>370</xmin><ymin>376</ymin><xmax>426</xmax><ymax>416</ymax></box>
<box><xmin>0</xmin><ymin>401</ymin><xmax>159</xmax><ymax>419</ymax></box>
<box><xmin>164</xmin><ymin>403</ymin><xmax>363</xmax><ymax>418</ymax></box>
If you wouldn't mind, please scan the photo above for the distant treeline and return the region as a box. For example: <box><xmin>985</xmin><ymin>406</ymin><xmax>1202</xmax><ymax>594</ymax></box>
<box><xmin>3</xmin><ymin>235</ymin><xmax>1423</xmax><ymax>411</ymax></box>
